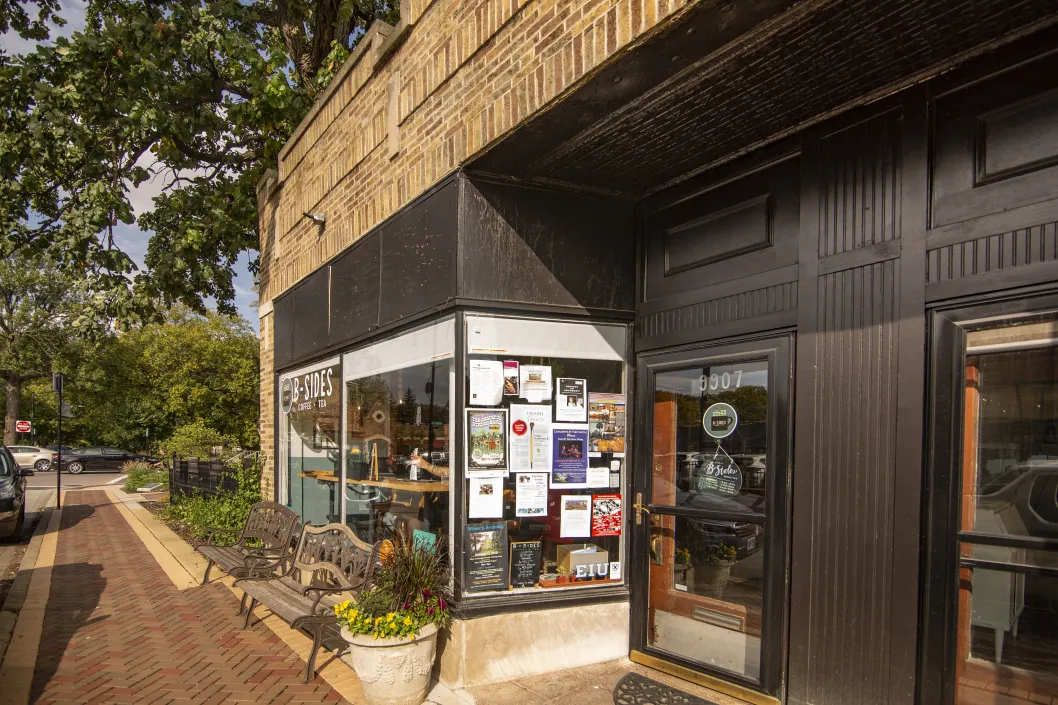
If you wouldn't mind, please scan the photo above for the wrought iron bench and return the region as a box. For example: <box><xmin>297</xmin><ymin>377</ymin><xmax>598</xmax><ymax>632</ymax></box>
<box><xmin>234</xmin><ymin>523</ymin><xmax>380</xmax><ymax>682</ymax></box>
<box><xmin>195</xmin><ymin>501</ymin><xmax>301</xmax><ymax>587</ymax></box>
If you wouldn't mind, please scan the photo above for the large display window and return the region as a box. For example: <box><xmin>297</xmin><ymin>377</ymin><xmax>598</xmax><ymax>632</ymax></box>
<box><xmin>277</xmin><ymin>357</ymin><xmax>341</xmax><ymax>525</ymax></box>
<box><xmin>341</xmin><ymin>319</ymin><xmax>455</xmax><ymax>548</ymax></box>
<box><xmin>460</xmin><ymin>315</ymin><xmax>629</xmax><ymax>596</ymax></box>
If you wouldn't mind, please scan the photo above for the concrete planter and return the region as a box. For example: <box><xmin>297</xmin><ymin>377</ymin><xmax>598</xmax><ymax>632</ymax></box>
<box><xmin>340</xmin><ymin>623</ymin><xmax>439</xmax><ymax>705</ymax></box>
<box><xmin>693</xmin><ymin>562</ymin><xmax>734</xmax><ymax>599</ymax></box>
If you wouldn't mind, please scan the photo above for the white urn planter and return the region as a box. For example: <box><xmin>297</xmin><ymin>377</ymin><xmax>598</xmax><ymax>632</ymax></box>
<box><xmin>341</xmin><ymin>623</ymin><xmax>439</xmax><ymax>705</ymax></box>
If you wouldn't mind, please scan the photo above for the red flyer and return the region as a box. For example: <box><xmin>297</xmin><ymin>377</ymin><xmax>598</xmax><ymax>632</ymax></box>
<box><xmin>591</xmin><ymin>494</ymin><xmax>622</xmax><ymax>537</ymax></box>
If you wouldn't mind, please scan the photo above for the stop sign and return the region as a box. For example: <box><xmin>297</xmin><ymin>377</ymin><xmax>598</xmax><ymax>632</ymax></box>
<box><xmin>14</xmin><ymin>420</ymin><xmax>31</xmax><ymax>433</ymax></box>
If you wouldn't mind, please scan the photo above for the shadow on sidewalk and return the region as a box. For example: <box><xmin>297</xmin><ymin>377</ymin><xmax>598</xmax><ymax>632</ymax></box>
<box><xmin>27</xmin><ymin>501</ymin><xmax>107</xmax><ymax>703</ymax></box>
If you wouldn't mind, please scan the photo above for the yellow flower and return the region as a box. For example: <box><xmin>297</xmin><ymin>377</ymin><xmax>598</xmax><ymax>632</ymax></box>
<box><xmin>386</xmin><ymin>612</ymin><xmax>395</xmax><ymax>621</ymax></box>
<box><xmin>403</xmin><ymin>617</ymin><xmax>412</xmax><ymax>626</ymax></box>
<box><xmin>374</xmin><ymin>633</ymin><xmax>378</xmax><ymax>639</ymax></box>
<box><xmin>349</xmin><ymin>609</ymin><xmax>358</xmax><ymax>620</ymax></box>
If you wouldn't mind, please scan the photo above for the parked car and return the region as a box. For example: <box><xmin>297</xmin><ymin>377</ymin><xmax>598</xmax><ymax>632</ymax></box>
<box><xmin>0</xmin><ymin>445</ymin><xmax>34</xmax><ymax>541</ymax></box>
<box><xmin>44</xmin><ymin>444</ymin><xmax>73</xmax><ymax>453</ymax></box>
<box><xmin>7</xmin><ymin>445</ymin><xmax>53</xmax><ymax>472</ymax></box>
<box><xmin>57</xmin><ymin>447</ymin><xmax>162</xmax><ymax>474</ymax></box>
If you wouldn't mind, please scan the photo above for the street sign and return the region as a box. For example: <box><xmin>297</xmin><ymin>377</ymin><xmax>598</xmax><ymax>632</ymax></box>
<box><xmin>15</xmin><ymin>420</ymin><xmax>31</xmax><ymax>433</ymax></box>
<box><xmin>60</xmin><ymin>402</ymin><xmax>73</xmax><ymax>419</ymax></box>
<box><xmin>52</xmin><ymin>372</ymin><xmax>64</xmax><ymax>393</ymax></box>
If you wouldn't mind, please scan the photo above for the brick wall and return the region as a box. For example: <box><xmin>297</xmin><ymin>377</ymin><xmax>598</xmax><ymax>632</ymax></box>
<box><xmin>258</xmin><ymin>0</ymin><xmax>696</xmax><ymax>498</ymax></box>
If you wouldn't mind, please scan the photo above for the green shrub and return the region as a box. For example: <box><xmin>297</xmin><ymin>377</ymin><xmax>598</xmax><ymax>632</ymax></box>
<box><xmin>163</xmin><ymin>420</ymin><xmax>238</xmax><ymax>459</ymax></box>
<box><xmin>163</xmin><ymin>458</ymin><xmax>261</xmax><ymax>543</ymax></box>
<box><xmin>122</xmin><ymin>461</ymin><xmax>169</xmax><ymax>493</ymax></box>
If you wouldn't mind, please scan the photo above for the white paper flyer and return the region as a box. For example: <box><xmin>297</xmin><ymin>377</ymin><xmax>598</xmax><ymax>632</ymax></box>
<box><xmin>515</xmin><ymin>473</ymin><xmax>548</xmax><ymax>517</ymax></box>
<box><xmin>468</xmin><ymin>476</ymin><xmax>504</xmax><ymax>518</ymax></box>
<box><xmin>509</xmin><ymin>404</ymin><xmax>552</xmax><ymax>472</ymax></box>
<box><xmin>469</xmin><ymin>359</ymin><xmax>503</xmax><ymax>406</ymax></box>
<box><xmin>519</xmin><ymin>365</ymin><xmax>552</xmax><ymax>403</ymax></box>
<box><xmin>555</xmin><ymin>378</ymin><xmax>587</xmax><ymax>422</ymax></box>
<box><xmin>559</xmin><ymin>495</ymin><xmax>592</xmax><ymax>538</ymax></box>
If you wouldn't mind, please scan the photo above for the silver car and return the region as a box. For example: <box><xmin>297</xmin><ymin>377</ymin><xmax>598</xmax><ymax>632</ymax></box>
<box><xmin>8</xmin><ymin>445</ymin><xmax>53</xmax><ymax>472</ymax></box>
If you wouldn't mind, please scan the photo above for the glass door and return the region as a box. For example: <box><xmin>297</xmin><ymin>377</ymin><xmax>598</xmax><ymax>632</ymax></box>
<box><xmin>954</xmin><ymin>318</ymin><xmax>1058</xmax><ymax>704</ymax></box>
<box><xmin>632</xmin><ymin>336</ymin><xmax>791</xmax><ymax>700</ymax></box>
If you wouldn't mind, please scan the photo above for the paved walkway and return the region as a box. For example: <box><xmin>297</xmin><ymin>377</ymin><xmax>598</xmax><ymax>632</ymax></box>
<box><xmin>29</xmin><ymin>490</ymin><xmax>349</xmax><ymax>705</ymax></box>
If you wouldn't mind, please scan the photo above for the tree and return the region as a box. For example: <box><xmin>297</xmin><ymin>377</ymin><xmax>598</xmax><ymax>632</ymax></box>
<box><xmin>1</xmin><ymin>0</ymin><xmax>400</xmax><ymax>321</ymax></box>
<box><xmin>68</xmin><ymin>305</ymin><xmax>261</xmax><ymax>450</ymax></box>
<box><xmin>0</xmin><ymin>252</ymin><xmax>104</xmax><ymax>443</ymax></box>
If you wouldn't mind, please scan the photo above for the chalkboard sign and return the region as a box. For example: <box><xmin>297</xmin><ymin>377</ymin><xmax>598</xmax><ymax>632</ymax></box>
<box><xmin>509</xmin><ymin>540</ymin><xmax>542</xmax><ymax>589</ymax></box>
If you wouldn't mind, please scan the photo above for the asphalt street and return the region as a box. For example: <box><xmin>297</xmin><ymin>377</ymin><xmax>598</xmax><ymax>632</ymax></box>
<box><xmin>24</xmin><ymin>467</ymin><xmax>127</xmax><ymax>492</ymax></box>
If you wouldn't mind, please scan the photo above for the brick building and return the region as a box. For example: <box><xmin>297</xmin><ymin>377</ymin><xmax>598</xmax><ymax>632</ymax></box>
<box><xmin>258</xmin><ymin>1</ymin><xmax>1058</xmax><ymax>703</ymax></box>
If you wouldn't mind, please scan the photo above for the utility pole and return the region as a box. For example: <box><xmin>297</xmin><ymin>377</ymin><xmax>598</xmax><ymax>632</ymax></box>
<box><xmin>52</xmin><ymin>373</ymin><xmax>63</xmax><ymax>510</ymax></box>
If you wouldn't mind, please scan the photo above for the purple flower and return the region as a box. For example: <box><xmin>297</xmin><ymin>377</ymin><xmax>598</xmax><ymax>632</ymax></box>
<box><xmin>423</xmin><ymin>589</ymin><xmax>431</xmax><ymax>598</ymax></box>
<box><xmin>428</xmin><ymin>607</ymin><xmax>435</xmax><ymax>616</ymax></box>
<box><xmin>438</xmin><ymin>599</ymin><xmax>447</xmax><ymax>610</ymax></box>
<box><xmin>403</xmin><ymin>602</ymin><xmax>410</xmax><ymax>610</ymax></box>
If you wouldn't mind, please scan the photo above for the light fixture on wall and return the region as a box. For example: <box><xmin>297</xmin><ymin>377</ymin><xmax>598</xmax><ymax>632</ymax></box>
<box><xmin>303</xmin><ymin>211</ymin><xmax>326</xmax><ymax>226</ymax></box>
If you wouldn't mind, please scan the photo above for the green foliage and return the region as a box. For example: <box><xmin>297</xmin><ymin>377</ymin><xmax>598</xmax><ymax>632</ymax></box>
<box><xmin>163</xmin><ymin>421</ymin><xmax>238</xmax><ymax>459</ymax></box>
<box><xmin>30</xmin><ymin>305</ymin><xmax>260</xmax><ymax>451</ymax></box>
<box><xmin>163</xmin><ymin>458</ymin><xmax>261</xmax><ymax>542</ymax></box>
<box><xmin>334</xmin><ymin>537</ymin><xmax>451</xmax><ymax>640</ymax></box>
<box><xmin>121</xmin><ymin>460</ymin><xmax>168</xmax><ymax>493</ymax></box>
<box><xmin>0</xmin><ymin>251</ymin><xmax>107</xmax><ymax>443</ymax></box>
<box><xmin>1</xmin><ymin>0</ymin><xmax>401</xmax><ymax>320</ymax></box>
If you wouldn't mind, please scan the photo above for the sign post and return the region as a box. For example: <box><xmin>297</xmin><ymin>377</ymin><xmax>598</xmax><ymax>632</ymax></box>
<box><xmin>52</xmin><ymin>373</ymin><xmax>63</xmax><ymax>510</ymax></box>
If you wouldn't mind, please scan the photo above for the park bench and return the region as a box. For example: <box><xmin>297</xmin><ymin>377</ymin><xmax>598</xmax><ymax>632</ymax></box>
<box><xmin>234</xmin><ymin>522</ymin><xmax>380</xmax><ymax>682</ymax></box>
<box><xmin>195</xmin><ymin>501</ymin><xmax>301</xmax><ymax>591</ymax></box>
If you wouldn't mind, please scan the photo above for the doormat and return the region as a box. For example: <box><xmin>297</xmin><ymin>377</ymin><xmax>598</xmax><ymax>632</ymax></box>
<box><xmin>613</xmin><ymin>672</ymin><xmax>718</xmax><ymax>705</ymax></box>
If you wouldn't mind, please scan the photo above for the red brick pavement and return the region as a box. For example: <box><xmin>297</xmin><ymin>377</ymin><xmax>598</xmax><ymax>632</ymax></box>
<box><xmin>30</xmin><ymin>490</ymin><xmax>352</xmax><ymax>704</ymax></box>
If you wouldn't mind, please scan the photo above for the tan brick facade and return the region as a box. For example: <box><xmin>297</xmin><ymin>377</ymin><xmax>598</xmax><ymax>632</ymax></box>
<box><xmin>258</xmin><ymin>0</ymin><xmax>697</xmax><ymax>497</ymax></box>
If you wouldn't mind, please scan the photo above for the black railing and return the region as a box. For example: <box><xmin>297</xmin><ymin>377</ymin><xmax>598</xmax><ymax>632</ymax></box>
<box><xmin>168</xmin><ymin>456</ymin><xmax>239</xmax><ymax>499</ymax></box>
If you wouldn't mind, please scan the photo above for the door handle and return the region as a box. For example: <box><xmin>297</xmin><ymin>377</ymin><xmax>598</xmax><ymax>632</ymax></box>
<box><xmin>633</xmin><ymin>492</ymin><xmax>652</xmax><ymax>525</ymax></box>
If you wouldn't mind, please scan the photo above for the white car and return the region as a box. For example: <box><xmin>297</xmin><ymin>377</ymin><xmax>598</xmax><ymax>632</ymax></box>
<box><xmin>8</xmin><ymin>445</ymin><xmax>53</xmax><ymax>472</ymax></box>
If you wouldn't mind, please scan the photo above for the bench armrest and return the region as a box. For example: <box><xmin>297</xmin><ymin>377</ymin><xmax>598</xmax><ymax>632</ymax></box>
<box><xmin>241</xmin><ymin>555</ymin><xmax>289</xmax><ymax>580</ymax></box>
<box><xmin>303</xmin><ymin>585</ymin><xmax>349</xmax><ymax>613</ymax></box>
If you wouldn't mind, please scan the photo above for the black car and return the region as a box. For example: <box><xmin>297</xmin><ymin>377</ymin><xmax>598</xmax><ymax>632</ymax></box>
<box><xmin>58</xmin><ymin>447</ymin><xmax>161</xmax><ymax>474</ymax></box>
<box><xmin>0</xmin><ymin>445</ymin><xmax>34</xmax><ymax>541</ymax></box>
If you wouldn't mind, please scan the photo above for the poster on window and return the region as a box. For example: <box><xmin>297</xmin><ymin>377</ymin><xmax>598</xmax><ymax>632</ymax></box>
<box><xmin>469</xmin><ymin>476</ymin><xmax>504</xmax><ymax>518</ymax></box>
<box><xmin>515</xmin><ymin>472</ymin><xmax>548</xmax><ymax>517</ymax></box>
<box><xmin>588</xmin><ymin>393</ymin><xmax>626</xmax><ymax>457</ymax></box>
<box><xmin>503</xmin><ymin>361</ymin><xmax>519</xmax><ymax>396</ymax></box>
<box><xmin>519</xmin><ymin>365</ymin><xmax>552</xmax><ymax>403</ymax></box>
<box><xmin>509</xmin><ymin>404</ymin><xmax>552</xmax><ymax>472</ymax></box>
<box><xmin>591</xmin><ymin>494</ymin><xmax>622</xmax><ymax>536</ymax></box>
<box><xmin>465</xmin><ymin>522</ymin><xmax>509</xmax><ymax>592</ymax></box>
<box><xmin>551</xmin><ymin>423</ymin><xmax>589</xmax><ymax>486</ymax></box>
<box><xmin>466</xmin><ymin>408</ymin><xmax>508</xmax><ymax>475</ymax></box>
<box><xmin>555</xmin><ymin>378</ymin><xmax>587</xmax><ymax>422</ymax></box>
<box><xmin>469</xmin><ymin>360</ymin><xmax>503</xmax><ymax>406</ymax></box>
<box><xmin>559</xmin><ymin>495</ymin><xmax>592</xmax><ymax>538</ymax></box>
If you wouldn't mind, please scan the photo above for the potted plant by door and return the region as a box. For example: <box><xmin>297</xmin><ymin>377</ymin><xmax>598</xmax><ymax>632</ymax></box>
<box><xmin>335</xmin><ymin>538</ymin><xmax>451</xmax><ymax>705</ymax></box>
<box><xmin>693</xmin><ymin>540</ymin><xmax>738</xmax><ymax>599</ymax></box>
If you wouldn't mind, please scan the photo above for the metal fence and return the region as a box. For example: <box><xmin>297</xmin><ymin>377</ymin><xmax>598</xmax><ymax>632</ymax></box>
<box><xmin>168</xmin><ymin>457</ymin><xmax>240</xmax><ymax>499</ymax></box>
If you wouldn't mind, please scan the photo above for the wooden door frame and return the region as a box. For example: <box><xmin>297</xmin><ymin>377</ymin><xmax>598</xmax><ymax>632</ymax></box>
<box><xmin>630</xmin><ymin>332</ymin><xmax>794</xmax><ymax>701</ymax></box>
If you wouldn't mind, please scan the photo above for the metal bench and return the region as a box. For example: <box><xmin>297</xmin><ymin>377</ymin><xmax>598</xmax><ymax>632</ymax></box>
<box><xmin>195</xmin><ymin>501</ymin><xmax>301</xmax><ymax>587</ymax></box>
<box><xmin>234</xmin><ymin>523</ymin><xmax>380</xmax><ymax>682</ymax></box>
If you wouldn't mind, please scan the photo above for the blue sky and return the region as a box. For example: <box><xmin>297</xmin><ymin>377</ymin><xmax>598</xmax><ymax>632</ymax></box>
<box><xmin>2</xmin><ymin>0</ymin><xmax>261</xmax><ymax>331</ymax></box>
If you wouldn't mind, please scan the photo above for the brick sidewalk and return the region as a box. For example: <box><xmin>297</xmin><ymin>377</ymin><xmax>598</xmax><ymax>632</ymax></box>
<box><xmin>30</xmin><ymin>490</ymin><xmax>351</xmax><ymax>705</ymax></box>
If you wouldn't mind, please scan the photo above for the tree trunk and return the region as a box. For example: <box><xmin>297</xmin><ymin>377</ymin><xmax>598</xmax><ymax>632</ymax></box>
<box><xmin>4</xmin><ymin>375</ymin><xmax>20</xmax><ymax>445</ymax></box>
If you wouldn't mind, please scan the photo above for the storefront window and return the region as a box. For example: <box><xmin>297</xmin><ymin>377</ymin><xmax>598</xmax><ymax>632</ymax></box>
<box><xmin>343</xmin><ymin>319</ymin><xmax>455</xmax><ymax>548</ymax></box>
<box><xmin>277</xmin><ymin>357</ymin><xmax>341</xmax><ymax>525</ymax></box>
<box><xmin>462</xmin><ymin>315</ymin><xmax>628</xmax><ymax>595</ymax></box>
